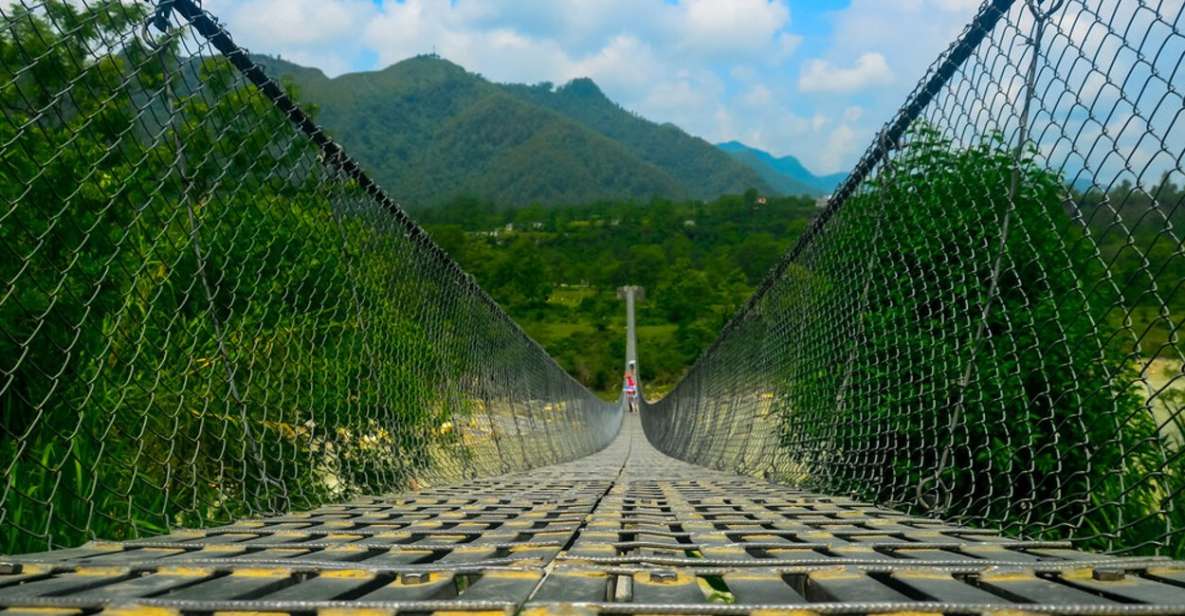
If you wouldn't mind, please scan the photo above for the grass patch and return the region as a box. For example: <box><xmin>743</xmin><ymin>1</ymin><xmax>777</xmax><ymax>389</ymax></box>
<box><xmin>637</xmin><ymin>324</ymin><xmax>678</xmax><ymax>339</ymax></box>
<box><xmin>522</xmin><ymin>321</ymin><xmax>599</xmax><ymax>339</ymax></box>
<box><xmin>547</xmin><ymin>286</ymin><xmax>596</xmax><ymax>308</ymax></box>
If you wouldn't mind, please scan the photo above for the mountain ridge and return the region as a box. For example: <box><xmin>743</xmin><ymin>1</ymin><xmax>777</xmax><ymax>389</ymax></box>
<box><xmin>252</xmin><ymin>54</ymin><xmax>775</xmax><ymax>206</ymax></box>
<box><xmin>717</xmin><ymin>140</ymin><xmax>847</xmax><ymax>197</ymax></box>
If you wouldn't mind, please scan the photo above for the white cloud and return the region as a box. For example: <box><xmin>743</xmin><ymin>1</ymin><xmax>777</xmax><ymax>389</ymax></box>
<box><xmin>798</xmin><ymin>52</ymin><xmax>893</xmax><ymax>93</ymax></box>
<box><xmin>204</xmin><ymin>0</ymin><xmax>376</xmax><ymax>75</ymax></box>
<box><xmin>220</xmin><ymin>0</ymin><xmax>366</xmax><ymax>46</ymax></box>
<box><xmin>732</xmin><ymin>110</ymin><xmax>811</xmax><ymax>157</ymax></box>
<box><xmin>820</xmin><ymin>124</ymin><xmax>859</xmax><ymax>172</ymax></box>
<box><xmin>571</xmin><ymin>36</ymin><xmax>665</xmax><ymax>94</ymax></box>
<box><xmin>669</xmin><ymin>0</ymin><xmax>792</xmax><ymax>58</ymax></box>
<box><xmin>730</xmin><ymin>65</ymin><xmax>758</xmax><ymax>82</ymax></box>
<box><xmin>818</xmin><ymin>0</ymin><xmax>978</xmax><ymax>90</ymax></box>
<box><xmin>741</xmin><ymin>84</ymin><xmax>773</xmax><ymax>107</ymax></box>
<box><xmin>635</xmin><ymin>71</ymin><xmax>726</xmax><ymax>129</ymax></box>
<box><xmin>774</xmin><ymin>32</ymin><xmax>804</xmax><ymax>61</ymax></box>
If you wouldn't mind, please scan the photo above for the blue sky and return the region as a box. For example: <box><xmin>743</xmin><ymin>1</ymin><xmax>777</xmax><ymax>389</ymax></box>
<box><xmin>203</xmin><ymin>0</ymin><xmax>983</xmax><ymax>174</ymax></box>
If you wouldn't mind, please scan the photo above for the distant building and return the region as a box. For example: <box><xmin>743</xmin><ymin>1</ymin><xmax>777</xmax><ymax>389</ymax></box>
<box><xmin>815</xmin><ymin>195</ymin><xmax>832</xmax><ymax>208</ymax></box>
<box><xmin>683</xmin><ymin>219</ymin><xmax>696</xmax><ymax>227</ymax></box>
<box><xmin>756</xmin><ymin>196</ymin><xmax>768</xmax><ymax>205</ymax></box>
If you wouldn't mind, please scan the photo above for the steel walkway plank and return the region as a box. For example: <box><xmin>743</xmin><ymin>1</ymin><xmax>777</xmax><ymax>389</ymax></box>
<box><xmin>2</xmin><ymin>417</ymin><xmax>1184</xmax><ymax>614</ymax></box>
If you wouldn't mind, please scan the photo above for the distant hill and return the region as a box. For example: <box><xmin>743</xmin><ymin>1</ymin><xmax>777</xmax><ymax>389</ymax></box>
<box><xmin>251</xmin><ymin>55</ymin><xmax>774</xmax><ymax>207</ymax></box>
<box><xmin>503</xmin><ymin>79</ymin><xmax>770</xmax><ymax>201</ymax></box>
<box><xmin>717</xmin><ymin>141</ymin><xmax>847</xmax><ymax>197</ymax></box>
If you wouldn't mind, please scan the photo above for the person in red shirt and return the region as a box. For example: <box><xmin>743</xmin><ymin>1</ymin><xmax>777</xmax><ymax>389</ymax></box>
<box><xmin>623</xmin><ymin>360</ymin><xmax>639</xmax><ymax>413</ymax></box>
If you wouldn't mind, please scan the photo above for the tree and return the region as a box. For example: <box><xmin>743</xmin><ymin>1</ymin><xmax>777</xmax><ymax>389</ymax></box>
<box><xmin>621</xmin><ymin>244</ymin><xmax>666</xmax><ymax>288</ymax></box>
<box><xmin>0</xmin><ymin>2</ymin><xmax>444</xmax><ymax>551</ymax></box>
<box><xmin>780</xmin><ymin>126</ymin><xmax>1180</xmax><ymax>555</ymax></box>
<box><xmin>659</xmin><ymin>268</ymin><xmax>712</xmax><ymax>323</ymax></box>
<box><xmin>734</xmin><ymin>232</ymin><xmax>781</xmax><ymax>284</ymax></box>
<box><xmin>489</xmin><ymin>238</ymin><xmax>552</xmax><ymax>308</ymax></box>
<box><xmin>743</xmin><ymin>187</ymin><xmax>760</xmax><ymax>207</ymax></box>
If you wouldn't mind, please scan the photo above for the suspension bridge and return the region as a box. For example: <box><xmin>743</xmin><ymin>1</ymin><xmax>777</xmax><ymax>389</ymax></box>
<box><xmin>1</xmin><ymin>0</ymin><xmax>1184</xmax><ymax>612</ymax></box>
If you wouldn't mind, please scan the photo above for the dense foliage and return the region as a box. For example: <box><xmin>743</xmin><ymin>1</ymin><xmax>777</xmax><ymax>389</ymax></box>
<box><xmin>0</xmin><ymin>2</ymin><xmax>446</xmax><ymax>552</ymax></box>
<box><xmin>254</xmin><ymin>55</ymin><xmax>776</xmax><ymax>207</ymax></box>
<box><xmin>779</xmin><ymin>127</ymin><xmax>1182</xmax><ymax>556</ymax></box>
<box><xmin>415</xmin><ymin>192</ymin><xmax>820</xmax><ymax>396</ymax></box>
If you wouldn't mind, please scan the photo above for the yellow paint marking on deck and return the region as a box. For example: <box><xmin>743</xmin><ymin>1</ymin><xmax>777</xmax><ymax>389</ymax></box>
<box><xmin>229</xmin><ymin>568</ymin><xmax>291</xmax><ymax>578</ymax></box>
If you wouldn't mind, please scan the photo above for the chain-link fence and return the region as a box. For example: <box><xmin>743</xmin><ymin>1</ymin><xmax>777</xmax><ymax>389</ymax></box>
<box><xmin>645</xmin><ymin>0</ymin><xmax>1185</xmax><ymax>558</ymax></box>
<box><xmin>6</xmin><ymin>0</ymin><xmax>1184</xmax><ymax>566</ymax></box>
<box><xmin>0</xmin><ymin>0</ymin><xmax>620</xmax><ymax>554</ymax></box>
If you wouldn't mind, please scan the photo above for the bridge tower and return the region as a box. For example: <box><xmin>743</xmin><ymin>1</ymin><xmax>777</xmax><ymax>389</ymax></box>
<box><xmin>617</xmin><ymin>285</ymin><xmax>643</xmax><ymax>374</ymax></box>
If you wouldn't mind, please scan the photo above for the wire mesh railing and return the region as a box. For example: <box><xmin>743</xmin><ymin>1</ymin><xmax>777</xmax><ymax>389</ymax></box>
<box><xmin>0</xmin><ymin>0</ymin><xmax>620</xmax><ymax>554</ymax></box>
<box><xmin>644</xmin><ymin>0</ymin><xmax>1185</xmax><ymax>558</ymax></box>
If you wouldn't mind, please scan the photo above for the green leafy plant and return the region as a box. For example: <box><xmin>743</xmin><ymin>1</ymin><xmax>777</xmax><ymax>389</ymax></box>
<box><xmin>0</xmin><ymin>2</ymin><xmax>446</xmax><ymax>553</ymax></box>
<box><xmin>780</xmin><ymin>126</ymin><xmax>1182</xmax><ymax>556</ymax></box>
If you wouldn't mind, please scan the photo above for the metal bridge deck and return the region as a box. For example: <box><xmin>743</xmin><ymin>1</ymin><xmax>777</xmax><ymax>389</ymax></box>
<box><xmin>2</xmin><ymin>417</ymin><xmax>1184</xmax><ymax>615</ymax></box>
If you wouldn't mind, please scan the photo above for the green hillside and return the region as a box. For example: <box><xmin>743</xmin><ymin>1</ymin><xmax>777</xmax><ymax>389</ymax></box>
<box><xmin>253</xmin><ymin>55</ymin><xmax>775</xmax><ymax>207</ymax></box>
<box><xmin>504</xmin><ymin>79</ymin><xmax>770</xmax><ymax>200</ymax></box>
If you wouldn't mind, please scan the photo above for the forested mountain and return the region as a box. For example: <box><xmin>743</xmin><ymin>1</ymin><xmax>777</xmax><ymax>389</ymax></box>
<box><xmin>718</xmin><ymin>140</ymin><xmax>847</xmax><ymax>196</ymax></box>
<box><xmin>252</xmin><ymin>55</ymin><xmax>774</xmax><ymax>207</ymax></box>
<box><xmin>504</xmin><ymin>79</ymin><xmax>767</xmax><ymax>200</ymax></box>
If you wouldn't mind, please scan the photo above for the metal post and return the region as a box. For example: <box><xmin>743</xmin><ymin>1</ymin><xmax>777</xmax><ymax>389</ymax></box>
<box><xmin>617</xmin><ymin>286</ymin><xmax>644</xmax><ymax>371</ymax></box>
